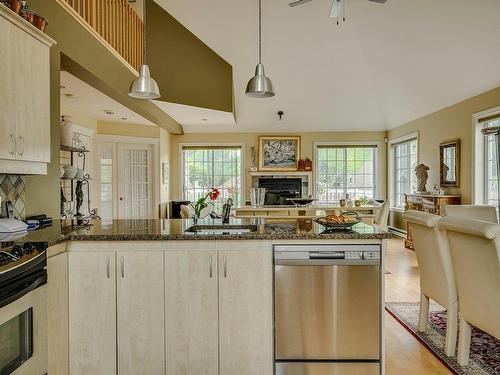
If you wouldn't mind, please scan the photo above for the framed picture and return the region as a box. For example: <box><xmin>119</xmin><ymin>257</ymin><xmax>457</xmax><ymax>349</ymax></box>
<box><xmin>258</xmin><ymin>136</ymin><xmax>301</xmax><ymax>171</ymax></box>
<box><xmin>162</xmin><ymin>162</ymin><xmax>169</xmax><ymax>185</ymax></box>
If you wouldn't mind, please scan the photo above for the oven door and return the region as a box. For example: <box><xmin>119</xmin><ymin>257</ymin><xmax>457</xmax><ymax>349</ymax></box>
<box><xmin>0</xmin><ymin>280</ymin><xmax>47</xmax><ymax>375</ymax></box>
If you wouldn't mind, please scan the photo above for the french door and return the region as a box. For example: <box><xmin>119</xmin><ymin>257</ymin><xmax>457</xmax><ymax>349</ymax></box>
<box><xmin>96</xmin><ymin>141</ymin><xmax>155</xmax><ymax>221</ymax></box>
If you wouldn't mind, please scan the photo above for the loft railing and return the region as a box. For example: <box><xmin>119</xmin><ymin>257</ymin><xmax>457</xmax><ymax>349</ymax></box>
<box><xmin>59</xmin><ymin>0</ymin><xmax>143</xmax><ymax>73</ymax></box>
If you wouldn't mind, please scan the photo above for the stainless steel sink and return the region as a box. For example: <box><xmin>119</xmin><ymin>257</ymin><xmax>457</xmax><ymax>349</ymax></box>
<box><xmin>185</xmin><ymin>224</ymin><xmax>258</xmax><ymax>235</ymax></box>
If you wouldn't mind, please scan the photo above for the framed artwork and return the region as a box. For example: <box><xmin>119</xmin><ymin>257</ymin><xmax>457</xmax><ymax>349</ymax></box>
<box><xmin>162</xmin><ymin>162</ymin><xmax>169</xmax><ymax>185</ymax></box>
<box><xmin>258</xmin><ymin>136</ymin><xmax>301</xmax><ymax>171</ymax></box>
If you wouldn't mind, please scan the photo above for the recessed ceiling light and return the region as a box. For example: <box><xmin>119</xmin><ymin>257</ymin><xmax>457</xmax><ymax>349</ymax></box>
<box><xmin>121</xmin><ymin>117</ymin><xmax>128</xmax><ymax>121</ymax></box>
<box><xmin>202</xmin><ymin>118</ymin><xmax>208</xmax><ymax>121</ymax></box>
<box><xmin>64</xmin><ymin>93</ymin><xmax>74</xmax><ymax>98</ymax></box>
<box><xmin>60</xmin><ymin>85</ymin><xmax>66</xmax><ymax>89</ymax></box>
<box><xmin>104</xmin><ymin>110</ymin><xmax>116</xmax><ymax>115</ymax></box>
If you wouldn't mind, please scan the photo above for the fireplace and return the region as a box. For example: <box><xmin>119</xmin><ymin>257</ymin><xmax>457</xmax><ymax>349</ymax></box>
<box><xmin>258</xmin><ymin>178</ymin><xmax>302</xmax><ymax>205</ymax></box>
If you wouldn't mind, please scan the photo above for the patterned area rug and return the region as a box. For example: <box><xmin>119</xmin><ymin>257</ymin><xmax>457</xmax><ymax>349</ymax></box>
<box><xmin>386</xmin><ymin>302</ymin><xmax>500</xmax><ymax>375</ymax></box>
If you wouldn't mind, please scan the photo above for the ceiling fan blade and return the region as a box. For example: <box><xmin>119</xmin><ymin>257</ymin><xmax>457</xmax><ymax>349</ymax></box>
<box><xmin>289</xmin><ymin>0</ymin><xmax>314</xmax><ymax>7</ymax></box>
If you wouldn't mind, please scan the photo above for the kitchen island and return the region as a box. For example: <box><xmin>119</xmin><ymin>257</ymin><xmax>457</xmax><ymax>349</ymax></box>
<box><xmin>42</xmin><ymin>218</ymin><xmax>390</xmax><ymax>375</ymax></box>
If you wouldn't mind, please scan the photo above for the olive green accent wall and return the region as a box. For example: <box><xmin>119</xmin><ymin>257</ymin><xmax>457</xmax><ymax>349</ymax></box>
<box><xmin>29</xmin><ymin>0</ymin><xmax>182</xmax><ymax>135</ymax></box>
<box><xmin>388</xmin><ymin>85</ymin><xmax>500</xmax><ymax>230</ymax></box>
<box><xmin>147</xmin><ymin>0</ymin><xmax>234</xmax><ymax>113</ymax></box>
<box><xmin>25</xmin><ymin>47</ymin><xmax>61</xmax><ymax>219</ymax></box>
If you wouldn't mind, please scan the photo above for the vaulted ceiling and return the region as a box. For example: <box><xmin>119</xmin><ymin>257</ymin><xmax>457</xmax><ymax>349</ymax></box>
<box><xmin>154</xmin><ymin>0</ymin><xmax>500</xmax><ymax>132</ymax></box>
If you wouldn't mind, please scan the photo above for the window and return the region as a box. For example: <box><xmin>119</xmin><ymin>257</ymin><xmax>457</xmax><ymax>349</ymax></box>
<box><xmin>99</xmin><ymin>145</ymin><xmax>114</xmax><ymax>222</ymax></box>
<box><xmin>482</xmin><ymin>116</ymin><xmax>500</xmax><ymax>206</ymax></box>
<box><xmin>182</xmin><ymin>146</ymin><xmax>243</xmax><ymax>211</ymax></box>
<box><xmin>392</xmin><ymin>138</ymin><xmax>418</xmax><ymax>208</ymax></box>
<box><xmin>315</xmin><ymin>145</ymin><xmax>377</xmax><ymax>202</ymax></box>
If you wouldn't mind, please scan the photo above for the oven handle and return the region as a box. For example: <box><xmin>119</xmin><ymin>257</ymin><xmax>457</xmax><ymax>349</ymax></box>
<box><xmin>0</xmin><ymin>271</ymin><xmax>47</xmax><ymax>309</ymax></box>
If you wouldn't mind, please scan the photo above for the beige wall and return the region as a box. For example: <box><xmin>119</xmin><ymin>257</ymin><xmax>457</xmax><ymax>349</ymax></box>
<box><xmin>169</xmin><ymin>132</ymin><xmax>387</xmax><ymax>203</ymax></box>
<box><xmin>387</xmin><ymin>85</ymin><xmax>500</xmax><ymax>229</ymax></box>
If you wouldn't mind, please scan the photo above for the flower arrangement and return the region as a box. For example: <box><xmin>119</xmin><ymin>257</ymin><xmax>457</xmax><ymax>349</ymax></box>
<box><xmin>192</xmin><ymin>188</ymin><xmax>220</xmax><ymax>219</ymax></box>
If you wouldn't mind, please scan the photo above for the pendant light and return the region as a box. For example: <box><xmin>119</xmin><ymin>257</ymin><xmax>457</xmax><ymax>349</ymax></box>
<box><xmin>129</xmin><ymin>0</ymin><xmax>161</xmax><ymax>100</ymax></box>
<box><xmin>245</xmin><ymin>0</ymin><xmax>275</xmax><ymax>98</ymax></box>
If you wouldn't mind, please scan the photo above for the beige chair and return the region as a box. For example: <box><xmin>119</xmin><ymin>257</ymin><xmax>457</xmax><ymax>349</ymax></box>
<box><xmin>442</xmin><ymin>205</ymin><xmax>498</xmax><ymax>223</ymax></box>
<box><xmin>439</xmin><ymin>216</ymin><xmax>500</xmax><ymax>366</ymax></box>
<box><xmin>368</xmin><ymin>200</ymin><xmax>390</xmax><ymax>231</ymax></box>
<box><xmin>402</xmin><ymin>210</ymin><xmax>458</xmax><ymax>357</ymax></box>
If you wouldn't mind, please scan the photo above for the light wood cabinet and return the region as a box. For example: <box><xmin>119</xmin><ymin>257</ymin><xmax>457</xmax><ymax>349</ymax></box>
<box><xmin>0</xmin><ymin>5</ymin><xmax>54</xmax><ymax>173</ymax></box>
<box><xmin>69</xmin><ymin>252</ymin><xmax>116</xmax><ymax>375</ymax></box>
<box><xmin>165</xmin><ymin>248</ymin><xmax>219</xmax><ymax>375</ymax></box>
<box><xmin>218</xmin><ymin>243</ymin><xmax>274</xmax><ymax>375</ymax></box>
<box><xmin>117</xmin><ymin>252</ymin><xmax>165</xmax><ymax>375</ymax></box>
<box><xmin>164</xmin><ymin>242</ymin><xmax>274</xmax><ymax>375</ymax></box>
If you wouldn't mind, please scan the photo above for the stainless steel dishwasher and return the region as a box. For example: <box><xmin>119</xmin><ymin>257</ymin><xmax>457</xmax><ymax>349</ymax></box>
<box><xmin>274</xmin><ymin>244</ymin><xmax>383</xmax><ymax>375</ymax></box>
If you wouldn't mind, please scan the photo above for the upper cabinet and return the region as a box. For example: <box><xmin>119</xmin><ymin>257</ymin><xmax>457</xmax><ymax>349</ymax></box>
<box><xmin>0</xmin><ymin>5</ymin><xmax>55</xmax><ymax>175</ymax></box>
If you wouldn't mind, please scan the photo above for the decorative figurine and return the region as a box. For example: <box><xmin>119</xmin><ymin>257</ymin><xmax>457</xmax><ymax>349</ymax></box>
<box><xmin>75</xmin><ymin>180</ymin><xmax>84</xmax><ymax>216</ymax></box>
<box><xmin>415</xmin><ymin>163</ymin><xmax>430</xmax><ymax>192</ymax></box>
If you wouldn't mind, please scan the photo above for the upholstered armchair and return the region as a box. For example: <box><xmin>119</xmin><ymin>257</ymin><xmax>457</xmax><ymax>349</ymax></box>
<box><xmin>442</xmin><ymin>205</ymin><xmax>498</xmax><ymax>223</ymax></box>
<box><xmin>402</xmin><ymin>210</ymin><xmax>458</xmax><ymax>357</ymax></box>
<box><xmin>439</xmin><ymin>216</ymin><xmax>500</xmax><ymax>366</ymax></box>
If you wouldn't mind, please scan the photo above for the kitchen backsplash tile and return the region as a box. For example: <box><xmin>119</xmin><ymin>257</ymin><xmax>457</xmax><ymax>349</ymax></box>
<box><xmin>0</xmin><ymin>174</ymin><xmax>26</xmax><ymax>219</ymax></box>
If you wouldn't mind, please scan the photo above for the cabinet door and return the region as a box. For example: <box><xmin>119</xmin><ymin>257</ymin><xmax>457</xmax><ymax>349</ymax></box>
<box><xmin>218</xmin><ymin>243</ymin><xmax>274</xmax><ymax>375</ymax></box>
<box><xmin>165</xmin><ymin>248</ymin><xmax>219</xmax><ymax>375</ymax></box>
<box><xmin>69</xmin><ymin>252</ymin><xmax>116</xmax><ymax>375</ymax></box>
<box><xmin>117</xmin><ymin>251</ymin><xmax>165</xmax><ymax>375</ymax></box>
<box><xmin>0</xmin><ymin>17</ymin><xmax>16</xmax><ymax>160</ymax></box>
<box><xmin>12</xmin><ymin>23</ymin><xmax>50</xmax><ymax>162</ymax></box>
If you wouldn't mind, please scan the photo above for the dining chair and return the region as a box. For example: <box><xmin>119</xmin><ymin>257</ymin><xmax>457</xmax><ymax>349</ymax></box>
<box><xmin>439</xmin><ymin>216</ymin><xmax>500</xmax><ymax>366</ymax></box>
<box><xmin>442</xmin><ymin>205</ymin><xmax>498</xmax><ymax>223</ymax></box>
<box><xmin>368</xmin><ymin>200</ymin><xmax>390</xmax><ymax>231</ymax></box>
<box><xmin>402</xmin><ymin>210</ymin><xmax>458</xmax><ymax>357</ymax></box>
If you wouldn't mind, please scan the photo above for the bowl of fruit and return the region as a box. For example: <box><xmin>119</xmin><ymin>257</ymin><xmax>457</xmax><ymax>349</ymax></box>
<box><xmin>314</xmin><ymin>211</ymin><xmax>361</xmax><ymax>230</ymax></box>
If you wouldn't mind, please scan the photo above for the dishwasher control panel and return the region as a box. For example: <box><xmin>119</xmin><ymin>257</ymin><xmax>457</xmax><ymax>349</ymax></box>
<box><xmin>274</xmin><ymin>244</ymin><xmax>382</xmax><ymax>264</ymax></box>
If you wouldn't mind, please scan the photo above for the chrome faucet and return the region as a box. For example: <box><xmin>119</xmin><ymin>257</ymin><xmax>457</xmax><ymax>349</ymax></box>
<box><xmin>222</xmin><ymin>198</ymin><xmax>233</xmax><ymax>224</ymax></box>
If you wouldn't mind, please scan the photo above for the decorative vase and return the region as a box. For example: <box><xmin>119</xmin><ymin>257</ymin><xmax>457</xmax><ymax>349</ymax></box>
<box><xmin>354</xmin><ymin>200</ymin><xmax>361</xmax><ymax>207</ymax></box>
<box><xmin>339</xmin><ymin>199</ymin><xmax>346</xmax><ymax>207</ymax></box>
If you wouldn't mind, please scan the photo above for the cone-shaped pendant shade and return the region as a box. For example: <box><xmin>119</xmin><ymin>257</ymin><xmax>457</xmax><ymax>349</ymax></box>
<box><xmin>246</xmin><ymin>63</ymin><xmax>275</xmax><ymax>98</ymax></box>
<box><xmin>128</xmin><ymin>65</ymin><xmax>161</xmax><ymax>100</ymax></box>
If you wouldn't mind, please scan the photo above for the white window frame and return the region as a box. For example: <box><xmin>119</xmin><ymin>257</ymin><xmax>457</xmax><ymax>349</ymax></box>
<box><xmin>388</xmin><ymin>132</ymin><xmax>419</xmax><ymax>211</ymax></box>
<box><xmin>472</xmin><ymin>105</ymin><xmax>500</xmax><ymax>205</ymax></box>
<box><xmin>179</xmin><ymin>143</ymin><xmax>246</xmax><ymax>205</ymax></box>
<box><xmin>313</xmin><ymin>141</ymin><xmax>382</xmax><ymax>201</ymax></box>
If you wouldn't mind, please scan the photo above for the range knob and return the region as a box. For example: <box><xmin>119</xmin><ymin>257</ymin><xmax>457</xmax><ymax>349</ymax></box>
<box><xmin>11</xmin><ymin>245</ymin><xmax>25</xmax><ymax>258</ymax></box>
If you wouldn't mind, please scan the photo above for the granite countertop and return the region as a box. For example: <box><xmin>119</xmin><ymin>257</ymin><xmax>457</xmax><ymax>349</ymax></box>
<box><xmin>5</xmin><ymin>218</ymin><xmax>391</xmax><ymax>245</ymax></box>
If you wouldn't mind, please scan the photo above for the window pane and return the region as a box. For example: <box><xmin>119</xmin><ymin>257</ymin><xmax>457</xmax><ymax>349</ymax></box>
<box><xmin>392</xmin><ymin>139</ymin><xmax>418</xmax><ymax>208</ymax></box>
<box><xmin>316</xmin><ymin>146</ymin><xmax>377</xmax><ymax>203</ymax></box>
<box><xmin>183</xmin><ymin>147</ymin><xmax>242</xmax><ymax>212</ymax></box>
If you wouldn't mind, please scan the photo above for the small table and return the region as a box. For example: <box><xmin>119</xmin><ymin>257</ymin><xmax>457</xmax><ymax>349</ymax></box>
<box><xmin>404</xmin><ymin>193</ymin><xmax>461</xmax><ymax>248</ymax></box>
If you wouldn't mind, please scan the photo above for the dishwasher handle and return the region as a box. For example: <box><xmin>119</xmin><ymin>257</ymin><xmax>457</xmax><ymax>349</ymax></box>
<box><xmin>309</xmin><ymin>251</ymin><xmax>345</xmax><ymax>260</ymax></box>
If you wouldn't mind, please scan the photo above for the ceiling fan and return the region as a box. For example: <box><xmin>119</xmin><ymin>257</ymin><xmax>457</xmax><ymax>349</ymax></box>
<box><xmin>289</xmin><ymin>0</ymin><xmax>387</xmax><ymax>21</ymax></box>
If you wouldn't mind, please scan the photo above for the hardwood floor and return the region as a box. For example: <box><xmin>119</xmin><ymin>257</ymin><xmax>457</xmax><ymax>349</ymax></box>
<box><xmin>384</xmin><ymin>238</ymin><xmax>452</xmax><ymax>375</ymax></box>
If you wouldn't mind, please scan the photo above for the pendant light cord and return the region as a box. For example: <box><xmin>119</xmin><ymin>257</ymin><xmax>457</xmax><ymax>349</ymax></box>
<box><xmin>258</xmin><ymin>0</ymin><xmax>262</xmax><ymax>64</ymax></box>
<box><xmin>143</xmin><ymin>0</ymin><xmax>147</xmax><ymax>65</ymax></box>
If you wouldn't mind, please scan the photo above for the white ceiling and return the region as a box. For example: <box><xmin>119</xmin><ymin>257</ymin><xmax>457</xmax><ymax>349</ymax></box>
<box><xmin>152</xmin><ymin>100</ymin><xmax>236</xmax><ymax>127</ymax></box>
<box><xmin>153</xmin><ymin>0</ymin><xmax>500</xmax><ymax>133</ymax></box>
<box><xmin>60</xmin><ymin>71</ymin><xmax>156</xmax><ymax>126</ymax></box>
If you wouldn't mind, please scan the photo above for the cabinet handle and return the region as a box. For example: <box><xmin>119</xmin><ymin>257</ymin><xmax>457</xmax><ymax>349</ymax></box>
<box><xmin>9</xmin><ymin>134</ymin><xmax>15</xmax><ymax>156</ymax></box>
<box><xmin>17</xmin><ymin>135</ymin><xmax>24</xmax><ymax>157</ymax></box>
<box><xmin>209</xmin><ymin>255</ymin><xmax>213</xmax><ymax>278</ymax></box>
<box><xmin>106</xmin><ymin>256</ymin><xmax>110</xmax><ymax>279</ymax></box>
<box><xmin>223</xmin><ymin>255</ymin><xmax>227</xmax><ymax>278</ymax></box>
<box><xmin>120</xmin><ymin>256</ymin><xmax>125</xmax><ymax>278</ymax></box>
